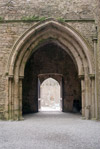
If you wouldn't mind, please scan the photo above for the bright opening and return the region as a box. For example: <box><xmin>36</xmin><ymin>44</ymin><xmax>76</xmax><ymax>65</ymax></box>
<box><xmin>38</xmin><ymin>78</ymin><xmax>62</xmax><ymax>111</ymax></box>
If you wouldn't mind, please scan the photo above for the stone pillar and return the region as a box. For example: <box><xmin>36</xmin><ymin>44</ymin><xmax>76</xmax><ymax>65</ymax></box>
<box><xmin>19</xmin><ymin>76</ymin><xmax>24</xmax><ymax>120</ymax></box>
<box><xmin>84</xmin><ymin>70</ymin><xmax>90</xmax><ymax>119</ymax></box>
<box><xmin>13</xmin><ymin>77</ymin><xmax>19</xmax><ymax>120</ymax></box>
<box><xmin>90</xmin><ymin>75</ymin><xmax>95</xmax><ymax>119</ymax></box>
<box><xmin>6</xmin><ymin>75</ymin><xmax>23</xmax><ymax>120</ymax></box>
<box><xmin>4</xmin><ymin>77</ymin><xmax>9</xmax><ymax>120</ymax></box>
<box><xmin>60</xmin><ymin>77</ymin><xmax>63</xmax><ymax>111</ymax></box>
<box><xmin>8</xmin><ymin>76</ymin><xmax>14</xmax><ymax>120</ymax></box>
<box><xmin>79</xmin><ymin>75</ymin><xmax>85</xmax><ymax>117</ymax></box>
<box><xmin>93</xmin><ymin>37</ymin><xmax>98</xmax><ymax>119</ymax></box>
<box><xmin>38</xmin><ymin>78</ymin><xmax>41</xmax><ymax>111</ymax></box>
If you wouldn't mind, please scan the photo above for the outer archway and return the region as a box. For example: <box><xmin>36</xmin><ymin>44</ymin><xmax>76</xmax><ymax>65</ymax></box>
<box><xmin>6</xmin><ymin>19</ymin><xmax>96</xmax><ymax>120</ymax></box>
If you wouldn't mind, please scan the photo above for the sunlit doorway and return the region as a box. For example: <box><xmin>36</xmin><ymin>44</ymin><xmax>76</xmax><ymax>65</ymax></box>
<box><xmin>38</xmin><ymin>78</ymin><xmax>62</xmax><ymax>111</ymax></box>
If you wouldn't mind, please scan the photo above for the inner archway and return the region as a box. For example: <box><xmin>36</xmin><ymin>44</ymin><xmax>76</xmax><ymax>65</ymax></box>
<box><xmin>38</xmin><ymin>78</ymin><xmax>61</xmax><ymax>111</ymax></box>
<box><xmin>22</xmin><ymin>42</ymin><xmax>81</xmax><ymax>115</ymax></box>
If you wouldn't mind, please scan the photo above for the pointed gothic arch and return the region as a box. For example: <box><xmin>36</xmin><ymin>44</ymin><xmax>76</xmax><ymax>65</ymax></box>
<box><xmin>6</xmin><ymin>19</ymin><xmax>96</xmax><ymax>120</ymax></box>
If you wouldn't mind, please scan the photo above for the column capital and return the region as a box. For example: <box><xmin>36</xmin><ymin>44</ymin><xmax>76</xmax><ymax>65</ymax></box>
<box><xmin>8</xmin><ymin>75</ymin><xmax>14</xmax><ymax>79</ymax></box>
<box><xmin>89</xmin><ymin>74</ymin><xmax>95</xmax><ymax>79</ymax></box>
<box><xmin>79</xmin><ymin>75</ymin><xmax>84</xmax><ymax>80</ymax></box>
<box><xmin>19</xmin><ymin>76</ymin><xmax>24</xmax><ymax>80</ymax></box>
<box><xmin>92</xmin><ymin>36</ymin><xmax>98</xmax><ymax>43</ymax></box>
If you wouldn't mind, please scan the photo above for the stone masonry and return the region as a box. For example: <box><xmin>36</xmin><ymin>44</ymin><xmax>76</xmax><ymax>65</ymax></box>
<box><xmin>0</xmin><ymin>0</ymin><xmax>100</xmax><ymax>120</ymax></box>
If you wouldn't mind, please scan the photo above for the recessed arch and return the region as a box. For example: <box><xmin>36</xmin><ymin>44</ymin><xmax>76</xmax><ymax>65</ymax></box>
<box><xmin>7</xmin><ymin>19</ymin><xmax>94</xmax><ymax>77</ymax></box>
<box><xmin>38</xmin><ymin>73</ymin><xmax>63</xmax><ymax>85</ymax></box>
<box><xmin>6</xmin><ymin>19</ymin><xmax>95</xmax><ymax>120</ymax></box>
<box><xmin>22</xmin><ymin>45</ymin><xmax>80</xmax><ymax>115</ymax></box>
<box><xmin>41</xmin><ymin>77</ymin><xmax>60</xmax><ymax>86</ymax></box>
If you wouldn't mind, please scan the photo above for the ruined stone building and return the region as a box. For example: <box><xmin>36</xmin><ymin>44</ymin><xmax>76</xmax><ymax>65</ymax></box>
<box><xmin>0</xmin><ymin>0</ymin><xmax>100</xmax><ymax>120</ymax></box>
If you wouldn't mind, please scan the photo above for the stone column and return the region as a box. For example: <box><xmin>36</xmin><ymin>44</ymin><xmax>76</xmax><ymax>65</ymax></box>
<box><xmin>19</xmin><ymin>76</ymin><xmax>24</xmax><ymax>120</ymax></box>
<box><xmin>84</xmin><ymin>67</ymin><xmax>90</xmax><ymax>119</ymax></box>
<box><xmin>13</xmin><ymin>77</ymin><xmax>19</xmax><ymax>120</ymax></box>
<box><xmin>4</xmin><ymin>77</ymin><xmax>9</xmax><ymax>120</ymax></box>
<box><xmin>38</xmin><ymin>78</ymin><xmax>41</xmax><ymax>110</ymax></box>
<box><xmin>8</xmin><ymin>75</ymin><xmax>14</xmax><ymax>120</ymax></box>
<box><xmin>90</xmin><ymin>75</ymin><xmax>95</xmax><ymax>119</ymax></box>
<box><xmin>60</xmin><ymin>77</ymin><xmax>63</xmax><ymax>111</ymax></box>
<box><xmin>93</xmin><ymin>37</ymin><xmax>98</xmax><ymax>119</ymax></box>
<box><xmin>80</xmin><ymin>75</ymin><xmax>85</xmax><ymax>118</ymax></box>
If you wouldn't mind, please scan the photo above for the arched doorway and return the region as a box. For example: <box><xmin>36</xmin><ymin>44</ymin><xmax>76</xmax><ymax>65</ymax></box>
<box><xmin>38</xmin><ymin>78</ymin><xmax>61</xmax><ymax>111</ymax></box>
<box><xmin>6</xmin><ymin>19</ymin><xmax>95</xmax><ymax>120</ymax></box>
<box><xmin>22</xmin><ymin>42</ymin><xmax>81</xmax><ymax>116</ymax></box>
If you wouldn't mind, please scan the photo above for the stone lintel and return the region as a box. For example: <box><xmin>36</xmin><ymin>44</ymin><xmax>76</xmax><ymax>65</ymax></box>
<box><xmin>38</xmin><ymin>73</ymin><xmax>63</xmax><ymax>77</ymax></box>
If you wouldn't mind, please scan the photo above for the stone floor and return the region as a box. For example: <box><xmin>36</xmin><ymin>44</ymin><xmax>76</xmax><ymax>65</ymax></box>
<box><xmin>0</xmin><ymin>112</ymin><xmax>100</xmax><ymax>149</ymax></box>
<box><xmin>39</xmin><ymin>106</ymin><xmax>61</xmax><ymax>111</ymax></box>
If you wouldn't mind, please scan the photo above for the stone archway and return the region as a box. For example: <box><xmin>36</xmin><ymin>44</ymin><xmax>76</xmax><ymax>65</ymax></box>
<box><xmin>22</xmin><ymin>42</ymin><xmax>81</xmax><ymax>115</ymax></box>
<box><xmin>38</xmin><ymin>74</ymin><xmax>63</xmax><ymax>112</ymax></box>
<box><xmin>38</xmin><ymin>77</ymin><xmax>61</xmax><ymax>112</ymax></box>
<box><xmin>6</xmin><ymin>19</ymin><xmax>96</xmax><ymax>120</ymax></box>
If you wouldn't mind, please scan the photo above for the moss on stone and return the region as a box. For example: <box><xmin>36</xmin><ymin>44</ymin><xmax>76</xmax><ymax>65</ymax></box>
<box><xmin>0</xmin><ymin>17</ymin><xmax>4</xmax><ymax>21</ymax></box>
<box><xmin>21</xmin><ymin>15</ymin><xmax>46</xmax><ymax>22</ymax></box>
<box><xmin>58</xmin><ymin>18</ymin><xmax>66</xmax><ymax>23</ymax></box>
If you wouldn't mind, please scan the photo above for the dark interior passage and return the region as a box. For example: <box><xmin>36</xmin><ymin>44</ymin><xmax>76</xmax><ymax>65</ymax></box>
<box><xmin>22</xmin><ymin>43</ymin><xmax>81</xmax><ymax>115</ymax></box>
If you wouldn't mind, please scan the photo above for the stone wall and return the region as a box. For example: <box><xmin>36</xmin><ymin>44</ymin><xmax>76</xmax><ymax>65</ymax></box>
<box><xmin>0</xmin><ymin>20</ymin><xmax>96</xmax><ymax>119</ymax></box>
<box><xmin>0</xmin><ymin>0</ymin><xmax>98</xmax><ymax>20</ymax></box>
<box><xmin>0</xmin><ymin>0</ymin><xmax>99</xmax><ymax>119</ymax></box>
<box><xmin>97</xmin><ymin>1</ymin><xmax>100</xmax><ymax>119</ymax></box>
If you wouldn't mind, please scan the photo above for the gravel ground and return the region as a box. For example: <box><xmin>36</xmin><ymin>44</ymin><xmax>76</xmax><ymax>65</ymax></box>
<box><xmin>0</xmin><ymin>112</ymin><xmax>100</xmax><ymax>149</ymax></box>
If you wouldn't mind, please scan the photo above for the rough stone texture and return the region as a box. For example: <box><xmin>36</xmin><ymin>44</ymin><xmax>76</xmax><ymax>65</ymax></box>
<box><xmin>0</xmin><ymin>22</ymin><xmax>96</xmax><ymax>115</ymax></box>
<box><xmin>0</xmin><ymin>0</ymin><xmax>99</xmax><ymax>119</ymax></box>
<box><xmin>0</xmin><ymin>0</ymin><xmax>98</xmax><ymax>20</ymax></box>
<box><xmin>23</xmin><ymin>43</ymin><xmax>81</xmax><ymax>114</ymax></box>
<box><xmin>97</xmin><ymin>1</ymin><xmax>100</xmax><ymax>119</ymax></box>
